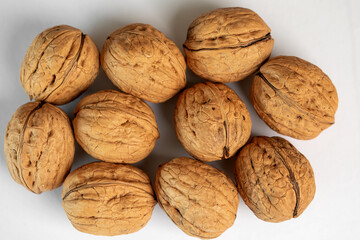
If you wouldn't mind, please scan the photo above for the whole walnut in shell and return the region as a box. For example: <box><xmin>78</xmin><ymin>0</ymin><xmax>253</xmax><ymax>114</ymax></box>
<box><xmin>20</xmin><ymin>25</ymin><xmax>99</xmax><ymax>105</ymax></box>
<box><xmin>235</xmin><ymin>136</ymin><xmax>316</xmax><ymax>222</ymax></box>
<box><xmin>155</xmin><ymin>157</ymin><xmax>239</xmax><ymax>239</ymax></box>
<box><xmin>73</xmin><ymin>89</ymin><xmax>159</xmax><ymax>163</ymax></box>
<box><xmin>184</xmin><ymin>7</ymin><xmax>274</xmax><ymax>82</ymax></box>
<box><xmin>101</xmin><ymin>23</ymin><xmax>186</xmax><ymax>103</ymax></box>
<box><xmin>62</xmin><ymin>162</ymin><xmax>156</xmax><ymax>236</ymax></box>
<box><xmin>251</xmin><ymin>56</ymin><xmax>338</xmax><ymax>140</ymax></box>
<box><xmin>4</xmin><ymin>101</ymin><xmax>74</xmax><ymax>194</ymax></box>
<box><xmin>175</xmin><ymin>82</ymin><xmax>251</xmax><ymax>162</ymax></box>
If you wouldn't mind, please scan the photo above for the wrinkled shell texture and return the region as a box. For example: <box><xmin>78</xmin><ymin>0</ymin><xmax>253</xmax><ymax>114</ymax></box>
<box><xmin>235</xmin><ymin>136</ymin><xmax>315</xmax><ymax>222</ymax></box>
<box><xmin>73</xmin><ymin>90</ymin><xmax>159</xmax><ymax>163</ymax></box>
<box><xmin>184</xmin><ymin>7</ymin><xmax>274</xmax><ymax>82</ymax></box>
<box><xmin>101</xmin><ymin>23</ymin><xmax>186</xmax><ymax>103</ymax></box>
<box><xmin>251</xmin><ymin>56</ymin><xmax>338</xmax><ymax>140</ymax></box>
<box><xmin>175</xmin><ymin>82</ymin><xmax>251</xmax><ymax>162</ymax></box>
<box><xmin>155</xmin><ymin>157</ymin><xmax>239</xmax><ymax>239</ymax></box>
<box><xmin>4</xmin><ymin>101</ymin><xmax>74</xmax><ymax>194</ymax></box>
<box><xmin>62</xmin><ymin>162</ymin><xmax>156</xmax><ymax>236</ymax></box>
<box><xmin>20</xmin><ymin>25</ymin><xmax>99</xmax><ymax>105</ymax></box>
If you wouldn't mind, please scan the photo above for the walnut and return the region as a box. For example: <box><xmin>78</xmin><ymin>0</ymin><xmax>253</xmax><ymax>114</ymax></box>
<box><xmin>62</xmin><ymin>162</ymin><xmax>156</xmax><ymax>236</ymax></box>
<box><xmin>4</xmin><ymin>101</ymin><xmax>74</xmax><ymax>194</ymax></box>
<box><xmin>184</xmin><ymin>7</ymin><xmax>274</xmax><ymax>82</ymax></box>
<box><xmin>174</xmin><ymin>82</ymin><xmax>251</xmax><ymax>162</ymax></box>
<box><xmin>155</xmin><ymin>157</ymin><xmax>239</xmax><ymax>239</ymax></box>
<box><xmin>73</xmin><ymin>89</ymin><xmax>159</xmax><ymax>163</ymax></box>
<box><xmin>101</xmin><ymin>23</ymin><xmax>186</xmax><ymax>103</ymax></box>
<box><xmin>251</xmin><ymin>56</ymin><xmax>338</xmax><ymax>140</ymax></box>
<box><xmin>234</xmin><ymin>136</ymin><xmax>316</xmax><ymax>222</ymax></box>
<box><xmin>20</xmin><ymin>25</ymin><xmax>99</xmax><ymax>105</ymax></box>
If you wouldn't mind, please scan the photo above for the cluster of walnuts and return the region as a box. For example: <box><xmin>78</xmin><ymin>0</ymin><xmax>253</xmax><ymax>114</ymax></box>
<box><xmin>4</xmin><ymin>7</ymin><xmax>338</xmax><ymax>239</ymax></box>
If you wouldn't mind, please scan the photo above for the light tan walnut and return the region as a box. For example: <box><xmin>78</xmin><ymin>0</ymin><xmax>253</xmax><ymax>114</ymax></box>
<box><xmin>251</xmin><ymin>56</ymin><xmax>338</xmax><ymax>140</ymax></box>
<box><xmin>155</xmin><ymin>157</ymin><xmax>239</xmax><ymax>239</ymax></box>
<box><xmin>4</xmin><ymin>101</ymin><xmax>74</xmax><ymax>194</ymax></box>
<box><xmin>175</xmin><ymin>82</ymin><xmax>251</xmax><ymax>162</ymax></box>
<box><xmin>62</xmin><ymin>162</ymin><xmax>156</xmax><ymax>236</ymax></box>
<box><xmin>235</xmin><ymin>136</ymin><xmax>316</xmax><ymax>222</ymax></box>
<box><xmin>101</xmin><ymin>23</ymin><xmax>186</xmax><ymax>103</ymax></box>
<box><xmin>184</xmin><ymin>7</ymin><xmax>274</xmax><ymax>82</ymax></box>
<box><xmin>73</xmin><ymin>89</ymin><xmax>159</xmax><ymax>163</ymax></box>
<box><xmin>20</xmin><ymin>25</ymin><xmax>99</xmax><ymax>105</ymax></box>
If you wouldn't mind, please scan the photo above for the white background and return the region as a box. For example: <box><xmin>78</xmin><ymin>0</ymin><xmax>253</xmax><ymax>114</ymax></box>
<box><xmin>0</xmin><ymin>0</ymin><xmax>359</xmax><ymax>239</ymax></box>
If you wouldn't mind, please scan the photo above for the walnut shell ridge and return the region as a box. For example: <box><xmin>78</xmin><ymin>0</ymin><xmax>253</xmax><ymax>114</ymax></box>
<box><xmin>101</xmin><ymin>23</ymin><xmax>186</xmax><ymax>103</ymax></box>
<box><xmin>62</xmin><ymin>162</ymin><xmax>156</xmax><ymax>236</ymax></box>
<box><xmin>73</xmin><ymin>89</ymin><xmax>159</xmax><ymax>163</ymax></box>
<box><xmin>184</xmin><ymin>7</ymin><xmax>274</xmax><ymax>82</ymax></box>
<box><xmin>155</xmin><ymin>157</ymin><xmax>239</xmax><ymax>239</ymax></box>
<box><xmin>4</xmin><ymin>101</ymin><xmax>74</xmax><ymax>194</ymax></box>
<box><xmin>251</xmin><ymin>56</ymin><xmax>338</xmax><ymax>140</ymax></box>
<box><xmin>234</xmin><ymin>136</ymin><xmax>316</xmax><ymax>222</ymax></box>
<box><xmin>175</xmin><ymin>82</ymin><xmax>251</xmax><ymax>162</ymax></box>
<box><xmin>20</xmin><ymin>25</ymin><xmax>99</xmax><ymax>105</ymax></box>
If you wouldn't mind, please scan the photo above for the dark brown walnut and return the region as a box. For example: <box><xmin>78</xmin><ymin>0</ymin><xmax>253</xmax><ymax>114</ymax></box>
<box><xmin>4</xmin><ymin>101</ymin><xmax>74</xmax><ymax>194</ymax></box>
<box><xmin>155</xmin><ymin>157</ymin><xmax>239</xmax><ymax>239</ymax></box>
<box><xmin>20</xmin><ymin>25</ymin><xmax>99</xmax><ymax>105</ymax></box>
<box><xmin>235</xmin><ymin>136</ymin><xmax>316</xmax><ymax>222</ymax></box>
<box><xmin>62</xmin><ymin>162</ymin><xmax>156</xmax><ymax>236</ymax></box>
<box><xmin>184</xmin><ymin>7</ymin><xmax>274</xmax><ymax>82</ymax></box>
<box><xmin>73</xmin><ymin>89</ymin><xmax>159</xmax><ymax>163</ymax></box>
<box><xmin>175</xmin><ymin>82</ymin><xmax>251</xmax><ymax>162</ymax></box>
<box><xmin>101</xmin><ymin>23</ymin><xmax>186</xmax><ymax>103</ymax></box>
<box><xmin>251</xmin><ymin>56</ymin><xmax>338</xmax><ymax>140</ymax></box>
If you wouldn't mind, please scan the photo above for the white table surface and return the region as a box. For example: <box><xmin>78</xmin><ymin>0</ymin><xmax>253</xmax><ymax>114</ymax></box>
<box><xmin>1</xmin><ymin>0</ymin><xmax>359</xmax><ymax>239</ymax></box>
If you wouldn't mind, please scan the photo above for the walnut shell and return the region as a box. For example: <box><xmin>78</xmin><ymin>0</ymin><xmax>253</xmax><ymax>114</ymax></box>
<box><xmin>62</xmin><ymin>162</ymin><xmax>156</xmax><ymax>236</ymax></box>
<box><xmin>184</xmin><ymin>7</ymin><xmax>274</xmax><ymax>82</ymax></box>
<box><xmin>4</xmin><ymin>101</ymin><xmax>74</xmax><ymax>194</ymax></box>
<box><xmin>174</xmin><ymin>82</ymin><xmax>251</xmax><ymax>162</ymax></box>
<box><xmin>251</xmin><ymin>56</ymin><xmax>338</xmax><ymax>140</ymax></box>
<box><xmin>234</xmin><ymin>136</ymin><xmax>315</xmax><ymax>222</ymax></box>
<box><xmin>155</xmin><ymin>157</ymin><xmax>239</xmax><ymax>239</ymax></box>
<box><xmin>101</xmin><ymin>23</ymin><xmax>186</xmax><ymax>103</ymax></box>
<box><xmin>20</xmin><ymin>25</ymin><xmax>99</xmax><ymax>105</ymax></box>
<box><xmin>73</xmin><ymin>89</ymin><xmax>159</xmax><ymax>163</ymax></box>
